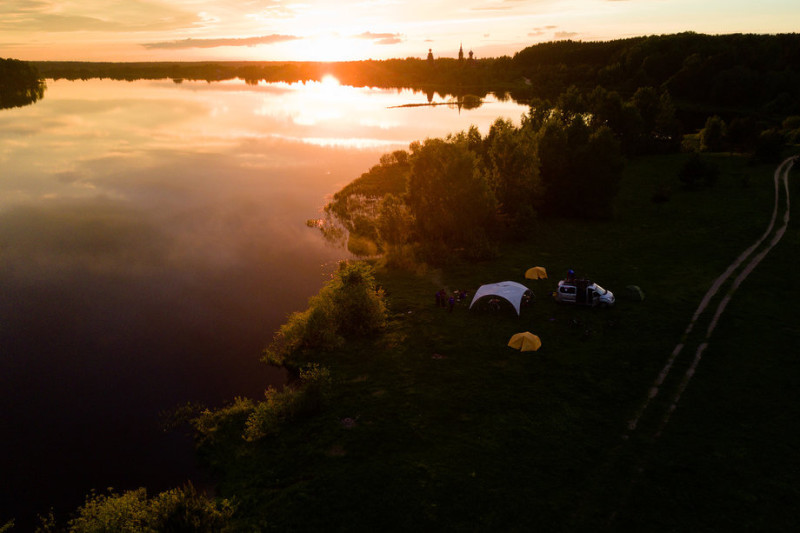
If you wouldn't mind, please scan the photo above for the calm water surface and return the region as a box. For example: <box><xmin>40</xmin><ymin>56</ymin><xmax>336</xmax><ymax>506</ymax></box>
<box><xmin>0</xmin><ymin>77</ymin><xmax>528</xmax><ymax>524</ymax></box>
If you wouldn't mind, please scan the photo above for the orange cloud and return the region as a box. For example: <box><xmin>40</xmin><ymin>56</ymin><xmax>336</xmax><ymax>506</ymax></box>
<box><xmin>144</xmin><ymin>34</ymin><xmax>302</xmax><ymax>49</ymax></box>
<box><xmin>355</xmin><ymin>32</ymin><xmax>404</xmax><ymax>45</ymax></box>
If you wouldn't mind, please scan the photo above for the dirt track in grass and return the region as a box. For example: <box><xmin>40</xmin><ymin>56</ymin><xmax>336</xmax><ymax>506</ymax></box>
<box><xmin>573</xmin><ymin>155</ymin><xmax>798</xmax><ymax>529</ymax></box>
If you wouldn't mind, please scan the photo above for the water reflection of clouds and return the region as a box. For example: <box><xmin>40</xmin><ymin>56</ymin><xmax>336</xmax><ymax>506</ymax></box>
<box><xmin>271</xmin><ymin>133</ymin><xmax>407</xmax><ymax>149</ymax></box>
<box><xmin>0</xmin><ymin>78</ymin><xmax>529</xmax><ymax>523</ymax></box>
<box><xmin>1</xmin><ymin>78</ymin><xmax>488</xmax><ymax>204</ymax></box>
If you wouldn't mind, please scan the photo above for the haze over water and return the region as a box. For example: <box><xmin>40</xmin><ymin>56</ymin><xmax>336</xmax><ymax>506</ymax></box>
<box><xmin>0</xmin><ymin>77</ymin><xmax>528</xmax><ymax>524</ymax></box>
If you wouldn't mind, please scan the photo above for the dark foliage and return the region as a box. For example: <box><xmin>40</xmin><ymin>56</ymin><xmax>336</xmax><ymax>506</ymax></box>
<box><xmin>30</xmin><ymin>33</ymin><xmax>800</xmax><ymax>121</ymax></box>
<box><xmin>512</xmin><ymin>33</ymin><xmax>800</xmax><ymax>116</ymax></box>
<box><xmin>752</xmin><ymin>128</ymin><xmax>786</xmax><ymax>163</ymax></box>
<box><xmin>0</xmin><ymin>58</ymin><xmax>46</xmax><ymax>109</ymax></box>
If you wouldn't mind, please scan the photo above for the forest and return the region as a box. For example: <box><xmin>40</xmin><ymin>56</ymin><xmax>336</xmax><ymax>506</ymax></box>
<box><xmin>317</xmin><ymin>82</ymin><xmax>798</xmax><ymax>266</ymax></box>
<box><xmin>31</xmin><ymin>32</ymin><xmax>800</xmax><ymax>118</ymax></box>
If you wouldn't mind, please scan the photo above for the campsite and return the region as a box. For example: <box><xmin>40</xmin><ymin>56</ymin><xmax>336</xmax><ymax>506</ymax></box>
<box><xmin>196</xmin><ymin>152</ymin><xmax>800</xmax><ymax>531</ymax></box>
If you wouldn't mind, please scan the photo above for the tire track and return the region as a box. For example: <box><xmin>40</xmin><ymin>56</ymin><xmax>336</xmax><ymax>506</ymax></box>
<box><xmin>626</xmin><ymin>155</ymin><xmax>796</xmax><ymax>437</ymax></box>
<box><xmin>610</xmin><ymin>155</ymin><xmax>797</xmax><ymax>522</ymax></box>
<box><xmin>571</xmin><ymin>156</ymin><xmax>797</xmax><ymax>529</ymax></box>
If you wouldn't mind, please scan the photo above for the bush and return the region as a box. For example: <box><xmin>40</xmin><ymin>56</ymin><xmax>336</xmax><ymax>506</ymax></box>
<box><xmin>243</xmin><ymin>364</ymin><xmax>331</xmax><ymax>441</ymax></box>
<box><xmin>699</xmin><ymin>115</ymin><xmax>727</xmax><ymax>152</ymax></box>
<box><xmin>64</xmin><ymin>484</ymin><xmax>233</xmax><ymax>533</ymax></box>
<box><xmin>262</xmin><ymin>261</ymin><xmax>387</xmax><ymax>367</ymax></box>
<box><xmin>192</xmin><ymin>397</ymin><xmax>255</xmax><ymax>444</ymax></box>
<box><xmin>149</xmin><ymin>484</ymin><xmax>234</xmax><ymax>532</ymax></box>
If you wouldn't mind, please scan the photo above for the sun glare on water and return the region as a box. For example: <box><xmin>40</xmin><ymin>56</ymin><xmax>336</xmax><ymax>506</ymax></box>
<box><xmin>320</xmin><ymin>74</ymin><xmax>340</xmax><ymax>88</ymax></box>
<box><xmin>254</xmin><ymin>75</ymin><xmax>404</xmax><ymax>148</ymax></box>
<box><xmin>290</xmin><ymin>75</ymin><xmax>348</xmax><ymax>126</ymax></box>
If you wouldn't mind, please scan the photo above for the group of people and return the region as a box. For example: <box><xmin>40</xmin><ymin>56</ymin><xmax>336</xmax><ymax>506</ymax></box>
<box><xmin>435</xmin><ymin>288</ymin><xmax>470</xmax><ymax>312</ymax></box>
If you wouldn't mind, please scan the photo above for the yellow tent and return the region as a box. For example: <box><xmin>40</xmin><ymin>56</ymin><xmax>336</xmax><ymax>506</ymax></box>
<box><xmin>525</xmin><ymin>266</ymin><xmax>548</xmax><ymax>280</ymax></box>
<box><xmin>508</xmin><ymin>332</ymin><xmax>542</xmax><ymax>352</ymax></box>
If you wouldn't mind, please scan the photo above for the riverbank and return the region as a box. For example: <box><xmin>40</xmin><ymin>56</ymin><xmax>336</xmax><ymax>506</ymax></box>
<box><xmin>196</xmin><ymin>150</ymin><xmax>800</xmax><ymax>530</ymax></box>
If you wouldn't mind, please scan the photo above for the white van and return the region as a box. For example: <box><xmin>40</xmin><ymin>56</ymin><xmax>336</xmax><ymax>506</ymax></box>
<box><xmin>554</xmin><ymin>279</ymin><xmax>615</xmax><ymax>307</ymax></box>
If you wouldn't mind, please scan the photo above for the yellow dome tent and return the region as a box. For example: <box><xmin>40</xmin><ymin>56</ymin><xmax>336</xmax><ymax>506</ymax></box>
<box><xmin>525</xmin><ymin>266</ymin><xmax>548</xmax><ymax>280</ymax></box>
<box><xmin>508</xmin><ymin>332</ymin><xmax>542</xmax><ymax>352</ymax></box>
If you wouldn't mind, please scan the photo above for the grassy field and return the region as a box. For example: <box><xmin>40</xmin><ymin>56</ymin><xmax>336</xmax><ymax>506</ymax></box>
<box><xmin>201</xmin><ymin>151</ymin><xmax>799</xmax><ymax>531</ymax></box>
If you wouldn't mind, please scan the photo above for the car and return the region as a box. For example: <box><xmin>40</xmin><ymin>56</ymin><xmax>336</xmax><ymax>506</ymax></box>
<box><xmin>554</xmin><ymin>278</ymin><xmax>615</xmax><ymax>307</ymax></box>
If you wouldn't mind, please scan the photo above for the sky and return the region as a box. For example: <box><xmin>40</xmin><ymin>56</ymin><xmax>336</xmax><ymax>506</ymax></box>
<box><xmin>2</xmin><ymin>0</ymin><xmax>799</xmax><ymax>62</ymax></box>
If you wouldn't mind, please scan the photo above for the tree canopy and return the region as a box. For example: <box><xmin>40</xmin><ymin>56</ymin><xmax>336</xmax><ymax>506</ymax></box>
<box><xmin>0</xmin><ymin>58</ymin><xmax>46</xmax><ymax>109</ymax></box>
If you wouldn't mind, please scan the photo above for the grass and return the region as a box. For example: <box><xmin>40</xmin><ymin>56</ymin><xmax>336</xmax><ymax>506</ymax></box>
<box><xmin>199</xmin><ymin>151</ymin><xmax>799</xmax><ymax>531</ymax></box>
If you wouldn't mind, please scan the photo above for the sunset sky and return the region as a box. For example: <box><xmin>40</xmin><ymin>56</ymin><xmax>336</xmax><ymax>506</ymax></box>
<box><xmin>2</xmin><ymin>0</ymin><xmax>799</xmax><ymax>62</ymax></box>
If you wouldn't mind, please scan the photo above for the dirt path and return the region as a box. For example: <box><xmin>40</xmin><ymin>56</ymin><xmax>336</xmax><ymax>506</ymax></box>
<box><xmin>626</xmin><ymin>155</ymin><xmax>796</xmax><ymax>439</ymax></box>
<box><xmin>572</xmin><ymin>155</ymin><xmax>797</xmax><ymax>528</ymax></box>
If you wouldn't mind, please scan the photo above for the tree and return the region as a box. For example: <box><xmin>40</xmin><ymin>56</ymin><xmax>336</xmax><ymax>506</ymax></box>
<box><xmin>328</xmin><ymin>261</ymin><xmax>387</xmax><ymax>338</ymax></box>
<box><xmin>406</xmin><ymin>137</ymin><xmax>497</xmax><ymax>248</ymax></box>
<box><xmin>484</xmin><ymin>118</ymin><xmax>540</xmax><ymax>225</ymax></box>
<box><xmin>726</xmin><ymin>117</ymin><xmax>758</xmax><ymax>153</ymax></box>
<box><xmin>632</xmin><ymin>86</ymin><xmax>661</xmax><ymax>133</ymax></box>
<box><xmin>586</xmin><ymin>86</ymin><xmax>644</xmax><ymax>154</ymax></box>
<box><xmin>556</xmin><ymin>85</ymin><xmax>587</xmax><ymax>120</ymax></box>
<box><xmin>0</xmin><ymin>58</ymin><xmax>46</xmax><ymax>109</ymax></box>
<box><xmin>263</xmin><ymin>261</ymin><xmax>387</xmax><ymax>366</ymax></box>
<box><xmin>587</xmin><ymin>86</ymin><xmax>626</xmax><ymax>132</ymax></box>
<box><xmin>534</xmin><ymin>115</ymin><xmax>571</xmax><ymax>215</ymax></box>
<box><xmin>535</xmin><ymin>115</ymin><xmax>623</xmax><ymax>218</ymax></box>
<box><xmin>578</xmin><ymin>126</ymin><xmax>625</xmax><ymax>217</ymax></box>
<box><xmin>700</xmin><ymin>115</ymin><xmax>727</xmax><ymax>152</ymax></box>
<box><xmin>376</xmin><ymin>193</ymin><xmax>413</xmax><ymax>245</ymax></box>
<box><xmin>654</xmin><ymin>90</ymin><xmax>682</xmax><ymax>152</ymax></box>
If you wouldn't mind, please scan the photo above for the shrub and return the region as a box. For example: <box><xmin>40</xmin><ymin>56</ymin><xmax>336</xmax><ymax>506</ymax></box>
<box><xmin>242</xmin><ymin>393</ymin><xmax>283</xmax><ymax>441</ymax></box>
<box><xmin>192</xmin><ymin>397</ymin><xmax>255</xmax><ymax>444</ymax></box>
<box><xmin>243</xmin><ymin>364</ymin><xmax>332</xmax><ymax>441</ymax></box>
<box><xmin>327</xmin><ymin>261</ymin><xmax>387</xmax><ymax>338</ymax></box>
<box><xmin>68</xmin><ymin>488</ymin><xmax>151</xmax><ymax>533</ymax></box>
<box><xmin>149</xmin><ymin>484</ymin><xmax>234</xmax><ymax>532</ymax></box>
<box><xmin>699</xmin><ymin>115</ymin><xmax>727</xmax><ymax>152</ymax></box>
<box><xmin>262</xmin><ymin>261</ymin><xmax>387</xmax><ymax>367</ymax></box>
<box><xmin>65</xmin><ymin>484</ymin><xmax>233</xmax><ymax>533</ymax></box>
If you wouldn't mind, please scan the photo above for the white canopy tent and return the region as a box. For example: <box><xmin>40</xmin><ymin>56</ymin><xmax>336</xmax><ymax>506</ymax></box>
<box><xmin>469</xmin><ymin>281</ymin><xmax>532</xmax><ymax>316</ymax></box>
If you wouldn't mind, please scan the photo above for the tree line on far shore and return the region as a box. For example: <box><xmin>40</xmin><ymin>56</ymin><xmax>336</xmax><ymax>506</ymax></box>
<box><xmin>0</xmin><ymin>58</ymin><xmax>46</xmax><ymax>109</ymax></box>
<box><xmin>30</xmin><ymin>32</ymin><xmax>800</xmax><ymax>118</ymax></box>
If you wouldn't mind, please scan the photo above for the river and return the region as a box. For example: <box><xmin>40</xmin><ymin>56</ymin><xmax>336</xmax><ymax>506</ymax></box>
<box><xmin>0</xmin><ymin>76</ymin><xmax>528</xmax><ymax>526</ymax></box>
